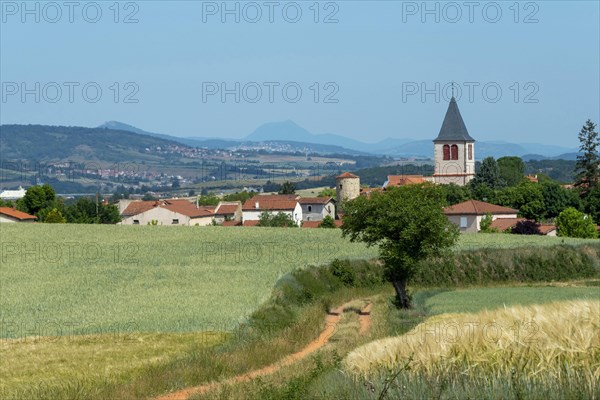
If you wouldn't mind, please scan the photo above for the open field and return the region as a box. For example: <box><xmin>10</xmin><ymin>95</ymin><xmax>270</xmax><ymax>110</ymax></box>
<box><xmin>1</xmin><ymin>226</ymin><xmax>596</xmax><ymax>339</ymax></box>
<box><xmin>0</xmin><ymin>225</ymin><xmax>377</xmax><ymax>337</ymax></box>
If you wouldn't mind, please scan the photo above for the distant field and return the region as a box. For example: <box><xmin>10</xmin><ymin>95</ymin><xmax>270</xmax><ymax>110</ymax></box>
<box><xmin>0</xmin><ymin>226</ymin><xmax>596</xmax><ymax>338</ymax></box>
<box><xmin>455</xmin><ymin>233</ymin><xmax>598</xmax><ymax>250</ymax></box>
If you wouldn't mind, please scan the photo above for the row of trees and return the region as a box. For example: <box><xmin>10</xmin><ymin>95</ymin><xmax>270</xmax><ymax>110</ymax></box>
<box><xmin>0</xmin><ymin>184</ymin><xmax>121</xmax><ymax>224</ymax></box>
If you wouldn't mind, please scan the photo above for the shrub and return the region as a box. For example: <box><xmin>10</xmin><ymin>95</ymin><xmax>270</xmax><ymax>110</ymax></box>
<box><xmin>556</xmin><ymin>207</ymin><xmax>598</xmax><ymax>238</ymax></box>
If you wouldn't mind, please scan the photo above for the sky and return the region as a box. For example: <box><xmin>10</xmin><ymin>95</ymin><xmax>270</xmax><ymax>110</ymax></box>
<box><xmin>1</xmin><ymin>1</ymin><xmax>599</xmax><ymax>148</ymax></box>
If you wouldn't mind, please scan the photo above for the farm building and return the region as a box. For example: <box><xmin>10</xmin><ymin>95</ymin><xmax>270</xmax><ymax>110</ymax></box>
<box><xmin>0</xmin><ymin>186</ymin><xmax>27</xmax><ymax>201</ymax></box>
<box><xmin>242</xmin><ymin>194</ymin><xmax>303</xmax><ymax>226</ymax></box>
<box><xmin>298</xmin><ymin>197</ymin><xmax>335</xmax><ymax>221</ymax></box>
<box><xmin>0</xmin><ymin>207</ymin><xmax>37</xmax><ymax>223</ymax></box>
<box><xmin>443</xmin><ymin>200</ymin><xmax>519</xmax><ymax>233</ymax></box>
<box><xmin>119</xmin><ymin>199</ymin><xmax>216</xmax><ymax>226</ymax></box>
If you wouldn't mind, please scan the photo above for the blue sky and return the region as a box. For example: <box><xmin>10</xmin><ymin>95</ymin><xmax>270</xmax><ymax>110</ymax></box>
<box><xmin>1</xmin><ymin>1</ymin><xmax>599</xmax><ymax>147</ymax></box>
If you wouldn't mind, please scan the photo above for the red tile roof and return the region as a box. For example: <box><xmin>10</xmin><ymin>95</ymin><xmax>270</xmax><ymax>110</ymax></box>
<box><xmin>385</xmin><ymin>175</ymin><xmax>427</xmax><ymax>187</ymax></box>
<box><xmin>121</xmin><ymin>200</ymin><xmax>157</xmax><ymax>217</ymax></box>
<box><xmin>298</xmin><ymin>197</ymin><xmax>333</xmax><ymax>204</ymax></box>
<box><xmin>444</xmin><ymin>200</ymin><xmax>519</xmax><ymax>216</ymax></box>
<box><xmin>525</xmin><ymin>175</ymin><xmax>539</xmax><ymax>183</ymax></box>
<box><xmin>242</xmin><ymin>195</ymin><xmax>299</xmax><ymax>211</ymax></box>
<box><xmin>489</xmin><ymin>218</ymin><xmax>526</xmax><ymax>232</ymax></box>
<box><xmin>336</xmin><ymin>172</ymin><xmax>359</xmax><ymax>179</ymax></box>
<box><xmin>214</xmin><ymin>202</ymin><xmax>240</xmax><ymax>215</ymax></box>
<box><xmin>0</xmin><ymin>207</ymin><xmax>37</xmax><ymax>221</ymax></box>
<box><xmin>242</xmin><ymin>220</ymin><xmax>260</xmax><ymax>226</ymax></box>
<box><xmin>122</xmin><ymin>199</ymin><xmax>215</xmax><ymax>218</ymax></box>
<box><xmin>538</xmin><ymin>224</ymin><xmax>557</xmax><ymax>235</ymax></box>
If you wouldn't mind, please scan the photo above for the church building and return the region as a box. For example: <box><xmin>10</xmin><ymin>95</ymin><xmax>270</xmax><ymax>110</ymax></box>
<box><xmin>433</xmin><ymin>97</ymin><xmax>476</xmax><ymax>186</ymax></box>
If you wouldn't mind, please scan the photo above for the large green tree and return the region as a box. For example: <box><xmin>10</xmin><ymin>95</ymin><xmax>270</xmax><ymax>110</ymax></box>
<box><xmin>497</xmin><ymin>156</ymin><xmax>526</xmax><ymax>187</ymax></box>
<box><xmin>575</xmin><ymin>119</ymin><xmax>599</xmax><ymax>195</ymax></box>
<box><xmin>18</xmin><ymin>184</ymin><xmax>57</xmax><ymax>215</ymax></box>
<box><xmin>341</xmin><ymin>184</ymin><xmax>459</xmax><ymax>308</ymax></box>
<box><xmin>473</xmin><ymin>157</ymin><xmax>503</xmax><ymax>189</ymax></box>
<box><xmin>495</xmin><ymin>182</ymin><xmax>545</xmax><ymax>220</ymax></box>
<box><xmin>258</xmin><ymin>211</ymin><xmax>297</xmax><ymax>227</ymax></box>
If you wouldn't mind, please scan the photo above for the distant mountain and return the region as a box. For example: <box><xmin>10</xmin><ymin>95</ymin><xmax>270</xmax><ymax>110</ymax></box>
<box><xmin>0</xmin><ymin>124</ymin><xmax>188</xmax><ymax>163</ymax></box>
<box><xmin>245</xmin><ymin>120</ymin><xmax>413</xmax><ymax>153</ymax></box>
<box><xmin>522</xmin><ymin>152</ymin><xmax>580</xmax><ymax>161</ymax></box>
<box><xmin>97</xmin><ymin>120</ymin><xmax>577</xmax><ymax>160</ymax></box>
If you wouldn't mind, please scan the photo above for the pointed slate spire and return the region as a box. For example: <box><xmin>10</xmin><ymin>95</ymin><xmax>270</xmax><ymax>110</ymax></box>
<box><xmin>434</xmin><ymin>97</ymin><xmax>475</xmax><ymax>142</ymax></box>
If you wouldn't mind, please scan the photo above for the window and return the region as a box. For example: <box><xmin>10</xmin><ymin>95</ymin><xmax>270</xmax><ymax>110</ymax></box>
<box><xmin>451</xmin><ymin>145</ymin><xmax>459</xmax><ymax>160</ymax></box>
<box><xmin>468</xmin><ymin>144</ymin><xmax>473</xmax><ymax>160</ymax></box>
<box><xmin>308</xmin><ymin>205</ymin><xmax>312</xmax><ymax>212</ymax></box>
<box><xmin>133</xmin><ymin>219</ymin><xmax>139</xmax><ymax>225</ymax></box>
<box><xmin>172</xmin><ymin>219</ymin><xmax>179</xmax><ymax>225</ymax></box>
<box><xmin>460</xmin><ymin>217</ymin><xmax>468</xmax><ymax>228</ymax></box>
<box><xmin>443</xmin><ymin>145</ymin><xmax>450</xmax><ymax>160</ymax></box>
<box><xmin>339</xmin><ymin>184</ymin><xmax>343</xmax><ymax>190</ymax></box>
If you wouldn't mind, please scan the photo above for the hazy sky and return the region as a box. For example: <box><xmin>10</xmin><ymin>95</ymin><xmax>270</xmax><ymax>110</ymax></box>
<box><xmin>1</xmin><ymin>1</ymin><xmax>599</xmax><ymax>147</ymax></box>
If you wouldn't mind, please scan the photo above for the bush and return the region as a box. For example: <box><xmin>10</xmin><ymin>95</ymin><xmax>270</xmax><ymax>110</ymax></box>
<box><xmin>412</xmin><ymin>244</ymin><xmax>599</xmax><ymax>287</ymax></box>
<box><xmin>556</xmin><ymin>207</ymin><xmax>598</xmax><ymax>238</ymax></box>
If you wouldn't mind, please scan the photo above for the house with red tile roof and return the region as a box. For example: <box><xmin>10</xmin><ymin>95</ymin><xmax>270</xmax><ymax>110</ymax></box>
<box><xmin>443</xmin><ymin>200</ymin><xmax>519</xmax><ymax>233</ymax></box>
<box><xmin>242</xmin><ymin>194</ymin><xmax>303</xmax><ymax>226</ymax></box>
<box><xmin>213</xmin><ymin>201</ymin><xmax>242</xmax><ymax>224</ymax></box>
<box><xmin>298</xmin><ymin>197</ymin><xmax>335</xmax><ymax>222</ymax></box>
<box><xmin>0</xmin><ymin>207</ymin><xmax>37</xmax><ymax>223</ymax></box>
<box><xmin>119</xmin><ymin>199</ymin><xmax>216</xmax><ymax>226</ymax></box>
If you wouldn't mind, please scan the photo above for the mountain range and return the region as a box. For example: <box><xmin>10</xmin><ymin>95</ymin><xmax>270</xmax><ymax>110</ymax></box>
<box><xmin>98</xmin><ymin>120</ymin><xmax>579</xmax><ymax>160</ymax></box>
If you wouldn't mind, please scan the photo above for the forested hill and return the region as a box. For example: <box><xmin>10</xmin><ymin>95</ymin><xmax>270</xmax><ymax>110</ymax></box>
<box><xmin>0</xmin><ymin>124</ymin><xmax>189</xmax><ymax>163</ymax></box>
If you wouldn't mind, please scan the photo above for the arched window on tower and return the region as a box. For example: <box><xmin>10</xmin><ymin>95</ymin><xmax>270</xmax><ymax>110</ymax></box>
<box><xmin>443</xmin><ymin>145</ymin><xmax>450</xmax><ymax>160</ymax></box>
<box><xmin>451</xmin><ymin>145</ymin><xmax>459</xmax><ymax>160</ymax></box>
<box><xmin>468</xmin><ymin>144</ymin><xmax>473</xmax><ymax>160</ymax></box>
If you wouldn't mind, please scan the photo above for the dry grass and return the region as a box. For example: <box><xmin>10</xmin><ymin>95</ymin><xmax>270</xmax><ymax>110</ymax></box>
<box><xmin>345</xmin><ymin>300</ymin><xmax>600</xmax><ymax>390</ymax></box>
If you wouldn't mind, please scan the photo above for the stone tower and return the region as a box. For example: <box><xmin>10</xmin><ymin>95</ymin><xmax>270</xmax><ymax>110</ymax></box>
<box><xmin>433</xmin><ymin>97</ymin><xmax>476</xmax><ymax>186</ymax></box>
<box><xmin>336</xmin><ymin>172</ymin><xmax>360</xmax><ymax>204</ymax></box>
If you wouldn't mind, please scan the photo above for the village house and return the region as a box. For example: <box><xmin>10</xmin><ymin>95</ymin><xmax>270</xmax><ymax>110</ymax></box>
<box><xmin>0</xmin><ymin>207</ymin><xmax>37</xmax><ymax>223</ymax></box>
<box><xmin>443</xmin><ymin>200</ymin><xmax>519</xmax><ymax>233</ymax></box>
<box><xmin>242</xmin><ymin>194</ymin><xmax>303</xmax><ymax>226</ymax></box>
<box><xmin>298</xmin><ymin>197</ymin><xmax>335</xmax><ymax>221</ymax></box>
<box><xmin>119</xmin><ymin>199</ymin><xmax>216</xmax><ymax>226</ymax></box>
<box><xmin>213</xmin><ymin>201</ymin><xmax>243</xmax><ymax>224</ymax></box>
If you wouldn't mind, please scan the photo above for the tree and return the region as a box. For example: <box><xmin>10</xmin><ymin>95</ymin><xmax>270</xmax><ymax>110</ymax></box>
<box><xmin>541</xmin><ymin>182</ymin><xmax>582</xmax><ymax>219</ymax></box>
<box><xmin>318</xmin><ymin>188</ymin><xmax>336</xmax><ymax>199</ymax></box>
<box><xmin>278</xmin><ymin>181</ymin><xmax>296</xmax><ymax>195</ymax></box>
<box><xmin>258</xmin><ymin>212</ymin><xmax>297</xmax><ymax>227</ymax></box>
<box><xmin>318</xmin><ymin>215</ymin><xmax>337</xmax><ymax>228</ymax></box>
<box><xmin>341</xmin><ymin>184</ymin><xmax>459</xmax><ymax>308</ymax></box>
<box><xmin>99</xmin><ymin>203</ymin><xmax>121</xmax><ymax>224</ymax></box>
<box><xmin>18</xmin><ymin>184</ymin><xmax>56</xmax><ymax>215</ymax></box>
<box><xmin>440</xmin><ymin>183</ymin><xmax>470</xmax><ymax>205</ymax></box>
<box><xmin>556</xmin><ymin>208</ymin><xmax>598</xmax><ymax>239</ymax></box>
<box><xmin>584</xmin><ymin>186</ymin><xmax>600</xmax><ymax>224</ymax></box>
<box><xmin>197</xmin><ymin>194</ymin><xmax>220</xmax><ymax>206</ymax></box>
<box><xmin>44</xmin><ymin>208</ymin><xmax>66</xmax><ymax>223</ymax></box>
<box><xmin>574</xmin><ymin>119</ymin><xmax>599</xmax><ymax>195</ymax></box>
<box><xmin>495</xmin><ymin>182</ymin><xmax>545</xmax><ymax>221</ymax></box>
<box><xmin>497</xmin><ymin>156</ymin><xmax>526</xmax><ymax>187</ymax></box>
<box><xmin>470</xmin><ymin>157</ymin><xmax>503</xmax><ymax>191</ymax></box>
<box><xmin>479</xmin><ymin>213</ymin><xmax>497</xmax><ymax>233</ymax></box>
<box><xmin>512</xmin><ymin>220</ymin><xmax>542</xmax><ymax>235</ymax></box>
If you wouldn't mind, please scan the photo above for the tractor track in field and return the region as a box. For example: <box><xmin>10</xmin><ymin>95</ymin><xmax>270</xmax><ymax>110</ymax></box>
<box><xmin>155</xmin><ymin>300</ymin><xmax>373</xmax><ymax>400</ymax></box>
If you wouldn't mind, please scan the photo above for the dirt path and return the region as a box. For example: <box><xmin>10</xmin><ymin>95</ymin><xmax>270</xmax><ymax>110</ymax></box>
<box><xmin>155</xmin><ymin>301</ymin><xmax>372</xmax><ymax>400</ymax></box>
